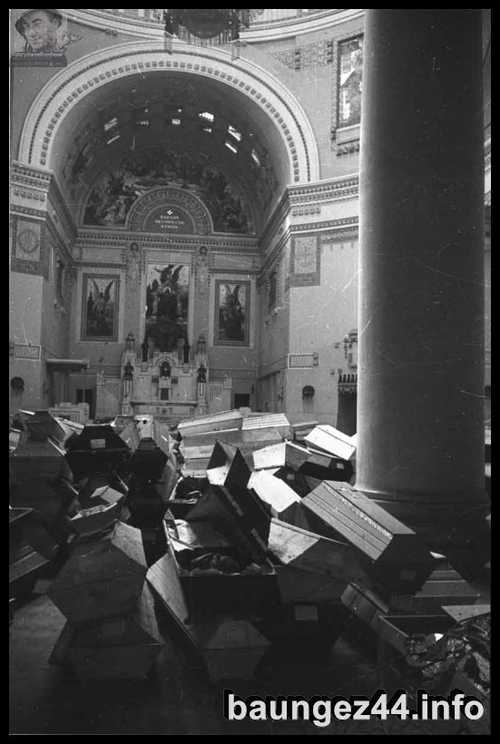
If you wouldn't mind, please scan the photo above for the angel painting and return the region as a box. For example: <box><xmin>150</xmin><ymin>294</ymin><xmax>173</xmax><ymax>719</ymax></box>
<box><xmin>82</xmin><ymin>275</ymin><xmax>118</xmax><ymax>340</ymax></box>
<box><xmin>216</xmin><ymin>281</ymin><xmax>249</xmax><ymax>345</ymax></box>
<box><xmin>145</xmin><ymin>264</ymin><xmax>190</xmax><ymax>353</ymax></box>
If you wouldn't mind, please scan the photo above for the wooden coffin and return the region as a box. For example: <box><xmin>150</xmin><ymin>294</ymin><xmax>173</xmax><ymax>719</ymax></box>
<box><xmin>389</xmin><ymin>567</ymin><xmax>482</xmax><ymax>613</ymax></box>
<box><xmin>117</xmin><ymin>419</ymin><xmax>140</xmax><ymax>451</ymax></box>
<box><xmin>69</xmin><ymin>502</ymin><xmax>121</xmax><ymax>537</ymax></box>
<box><xmin>155</xmin><ymin>458</ymin><xmax>179</xmax><ymax>504</ymax></box>
<box><xmin>252</xmin><ymin>441</ymin><xmax>310</xmax><ymax>471</ymax></box>
<box><xmin>10</xmin><ymin>439</ymin><xmax>76</xmax><ymax>536</ymax></box>
<box><xmin>9</xmin><ymin>507</ymin><xmax>54</xmax><ymax>597</ymax></box>
<box><xmin>129</xmin><ymin>438</ymin><xmax>168</xmax><ymax>483</ymax></box>
<box><xmin>291</xmin><ymin>420</ymin><xmax>318</xmax><ymax>442</ymax></box>
<box><xmin>375</xmin><ymin>613</ymin><xmax>455</xmax><ymax>657</ymax></box>
<box><xmin>165</xmin><ymin>517</ymin><xmax>278</xmax><ymax>615</ymax></box>
<box><xmin>442</xmin><ymin>604</ymin><xmax>490</xmax><ymax>624</ymax></box>
<box><xmin>268</xmin><ymin>518</ymin><xmax>369</xmax><ymax>588</ymax></box>
<box><xmin>241</xmin><ymin>413</ymin><xmax>291</xmax><ymax>440</ymax></box>
<box><xmin>186</xmin><ymin>483</ymin><xmax>271</xmax><ymax>563</ymax></box>
<box><xmin>341</xmin><ymin>582</ymin><xmax>389</xmax><ymax>630</ymax></box>
<box><xmin>304</xmin><ymin>424</ymin><xmax>356</xmax><ymax>462</ymax></box>
<box><xmin>9</xmin><ymin>505</ymin><xmax>58</xmax><ymax>560</ymax></box>
<box><xmin>24</xmin><ymin>410</ymin><xmax>68</xmax><ymax>445</ymax></box>
<box><xmin>247</xmin><ymin>471</ymin><xmax>309</xmax><ymax>528</ymax></box>
<box><xmin>300</xmin><ymin>447</ymin><xmax>353</xmax><ymax>482</ymax></box>
<box><xmin>48</xmin><ymin>522</ymin><xmax>147</xmax><ymax>624</ymax></box>
<box><xmin>178</xmin><ymin>410</ymin><xmax>243</xmax><ymax>437</ymax></box>
<box><xmin>65</xmin><ymin>425</ymin><xmax>131</xmax><ymax>479</ymax></box>
<box><xmin>303</xmin><ymin>481</ymin><xmax>434</xmax><ymax>595</ymax></box>
<box><xmin>257</xmin><ymin>601</ymin><xmax>349</xmax><ymax>647</ymax></box>
<box><xmin>252</xmin><ymin>440</ymin><xmax>353</xmax><ymax>486</ymax></box>
<box><xmin>206</xmin><ymin>441</ymin><xmax>251</xmax><ymax>489</ymax></box>
<box><xmin>147</xmin><ymin>553</ymin><xmax>269</xmax><ymax>682</ymax></box>
<box><xmin>58</xmin><ymin>585</ymin><xmax>162</xmax><ymax>681</ymax></box>
<box><xmin>181</xmin><ymin>428</ymin><xmax>242</xmax><ymax>448</ymax></box>
<box><xmin>193</xmin><ymin>618</ymin><xmax>270</xmax><ymax>682</ymax></box>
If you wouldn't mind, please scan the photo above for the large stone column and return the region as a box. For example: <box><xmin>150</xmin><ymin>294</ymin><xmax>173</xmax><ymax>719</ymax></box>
<box><xmin>356</xmin><ymin>10</ymin><xmax>488</xmax><ymax>545</ymax></box>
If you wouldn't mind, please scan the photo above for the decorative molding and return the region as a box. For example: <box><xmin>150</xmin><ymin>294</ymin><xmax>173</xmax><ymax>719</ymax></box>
<box><xmin>18</xmin><ymin>43</ymin><xmax>319</xmax><ymax>187</ymax></box>
<box><xmin>290</xmin><ymin>217</ymin><xmax>359</xmax><ymax>234</ymax></box>
<box><xmin>336</xmin><ymin>141</ymin><xmax>361</xmax><ymax>157</ymax></box>
<box><xmin>291</xmin><ymin>205</ymin><xmax>321</xmax><ymax>217</ymax></box>
<box><xmin>242</xmin><ymin>9</ymin><xmax>365</xmax><ymax>42</ymax></box>
<box><xmin>75</xmin><ymin>229</ymin><xmax>259</xmax><ymax>254</ymax></box>
<box><xmin>289</xmin><ymin>175</ymin><xmax>359</xmax><ymax>202</ymax></box>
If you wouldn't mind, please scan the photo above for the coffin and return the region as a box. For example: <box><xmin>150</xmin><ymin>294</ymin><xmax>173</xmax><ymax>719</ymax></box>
<box><xmin>65</xmin><ymin>425</ymin><xmax>131</xmax><ymax>479</ymax></box>
<box><xmin>10</xmin><ymin>438</ymin><xmax>76</xmax><ymax>536</ymax></box>
<box><xmin>247</xmin><ymin>471</ymin><xmax>309</xmax><ymax>528</ymax></box>
<box><xmin>241</xmin><ymin>413</ymin><xmax>291</xmax><ymax>439</ymax></box>
<box><xmin>376</xmin><ymin>613</ymin><xmax>455</xmax><ymax>657</ymax></box>
<box><xmin>304</xmin><ymin>424</ymin><xmax>356</xmax><ymax>462</ymax></box>
<box><xmin>50</xmin><ymin>584</ymin><xmax>163</xmax><ymax>680</ymax></box>
<box><xmin>389</xmin><ymin>567</ymin><xmax>482</xmax><ymax>613</ymax></box>
<box><xmin>129</xmin><ymin>438</ymin><xmax>168</xmax><ymax>483</ymax></box>
<box><xmin>164</xmin><ymin>516</ymin><xmax>278</xmax><ymax>615</ymax></box>
<box><xmin>69</xmin><ymin>502</ymin><xmax>121</xmax><ymax>537</ymax></box>
<box><xmin>9</xmin><ymin>507</ymin><xmax>54</xmax><ymax>597</ymax></box>
<box><xmin>48</xmin><ymin>522</ymin><xmax>147</xmax><ymax>624</ymax></box>
<box><xmin>268</xmin><ymin>518</ymin><xmax>369</xmax><ymax>588</ymax></box>
<box><xmin>341</xmin><ymin>582</ymin><xmax>389</xmax><ymax>629</ymax></box>
<box><xmin>147</xmin><ymin>552</ymin><xmax>269</xmax><ymax>682</ymax></box>
<box><xmin>303</xmin><ymin>481</ymin><xmax>434</xmax><ymax>594</ymax></box>
<box><xmin>178</xmin><ymin>410</ymin><xmax>243</xmax><ymax>437</ymax></box>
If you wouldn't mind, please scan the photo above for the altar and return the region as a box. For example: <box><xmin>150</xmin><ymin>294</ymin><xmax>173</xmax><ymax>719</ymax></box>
<box><xmin>117</xmin><ymin>331</ymin><xmax>209</xmax><ymax>422</ymax></box>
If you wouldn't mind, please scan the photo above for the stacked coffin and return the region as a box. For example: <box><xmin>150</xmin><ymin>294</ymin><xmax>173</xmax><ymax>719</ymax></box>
<box><xmin>10</xmin><ymin>411</ymin><xmax>80</xmax><ymax>544</ymax></box>
<box><xmin>48</xmin><ymin>521</ymin><xmax>163</xmax><ymax>681</ymax></box>
<box><xmin>148</xmin><ymin>442</ymin><xmax>276</xmax><ymax>681</ymax></box>
<box><xmin>175</xmin><ymin>411</ymin><xmax>292</xmax><ymax>479</ymax></box>
<box><xmin>147</xmin><ymin>442</ymin><xmax>368</xmax><ymax>681</ymax></box>
<box><xmin>252</xmin><ymin>439</ymin><xmax>353</xmax><ymax>496</ymax></box>
<box><xmin>9</xmin><ymin>506</ymin><xmax>57</xmax><ymax>602</ymax></box>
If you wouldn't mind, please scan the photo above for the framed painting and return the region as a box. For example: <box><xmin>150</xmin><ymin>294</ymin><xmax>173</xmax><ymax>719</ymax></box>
<box><xmin>337</xmin><ymin>35</ymin><xmax>364</xmax><ymax>128</ymax></box>
<box><xmin>214</xmin><ymin>280</ymin><xmax>250</xmax><ymax>347</ymax></box>
<box><xmin>81</xmin><ymin>274</ymin><xmax>120</xmax><ymax>341</ymax></box>
<box><xmin>10</xmin><ymin>9</ymin><xmax>81</xmax><ymax>67</ymax></box>
<box><xmin>144</xmin><ymin>263</ymin><xmax>190</xmax><ymax>354</ymax></box>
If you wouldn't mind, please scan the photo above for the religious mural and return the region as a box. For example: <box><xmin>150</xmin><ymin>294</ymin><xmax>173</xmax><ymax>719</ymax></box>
<box><xmin>215</xmin><ymin>280</ymin><xmax>250</xmax><ymax>346</ymax></box>
<box><xmin>83</xmin><ymin>148</ymin><xmax>250</xmax><ymax>233</ymax></box>
<box><xmin>82</xmin><ymin>274</ymin><xmax>119</xmax><ymax>341</ymax></box>
<box><xmin>11</xmin><ymin>9</ymin><xmax>81</xmax><ymax>66</ymax></box>
<box><xmin>144</xmin><ymin>264</ymin><xmax>190</xmax><ymax>355</ymax></box>
<box><xmin>338</xmin><ymin>35</ymin><xmax>364</xmax><ymax>128</ymax></box>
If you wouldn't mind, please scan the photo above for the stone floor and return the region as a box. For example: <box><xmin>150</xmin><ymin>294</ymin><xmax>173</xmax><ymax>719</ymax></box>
<box><xmin>10</xmin><ymin>589</ymin><xmax>482</xmax><ymax>735</ymax></box>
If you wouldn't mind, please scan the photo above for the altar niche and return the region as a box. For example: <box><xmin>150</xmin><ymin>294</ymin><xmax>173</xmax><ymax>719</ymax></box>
<box><xmin>143</xmin><ymin>263</ymin><xmax>190</xmax><ymax>359</ymax></box>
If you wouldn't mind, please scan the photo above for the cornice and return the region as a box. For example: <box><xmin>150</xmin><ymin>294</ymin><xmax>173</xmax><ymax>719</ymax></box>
<box><xmin>75</xmin><ymin>229</ymin><xmax>260</xmax><ymax>253</ymax></box>
<box><xmin>59</xmin><ymin>10</ymin><xmax>366</xmax><ymax>44</ymax></box>
<box><xmin>242</xmin><ymin>9</ymin><xmax>366</xmax><ymax>43</ymax></box>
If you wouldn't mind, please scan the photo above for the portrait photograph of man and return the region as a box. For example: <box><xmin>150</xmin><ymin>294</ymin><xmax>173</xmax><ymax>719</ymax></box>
<box><xmin>11</xmin><ymin>9</ymin><xmax>77</xmax><ymax>64</ymax></box>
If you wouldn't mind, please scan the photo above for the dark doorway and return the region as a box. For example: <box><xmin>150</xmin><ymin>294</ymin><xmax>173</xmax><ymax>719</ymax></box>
<box><xmin>234</xmin><ymin>393</ymin><xmax>250</xmax><ymax>409</ymax></box>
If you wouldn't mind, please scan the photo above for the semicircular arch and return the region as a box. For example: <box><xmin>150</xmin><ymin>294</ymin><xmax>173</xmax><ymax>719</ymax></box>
<box><xmin>18</xmin><ymin>41</ymin><xmax>320</xmax><ymax>186</ymax></box>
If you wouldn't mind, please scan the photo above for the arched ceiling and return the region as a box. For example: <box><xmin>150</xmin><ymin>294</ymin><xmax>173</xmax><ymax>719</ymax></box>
<box><xmin>55</xmin><ymin>71</ymin><xmax>290</xmax><ymax>235</ymax></box>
